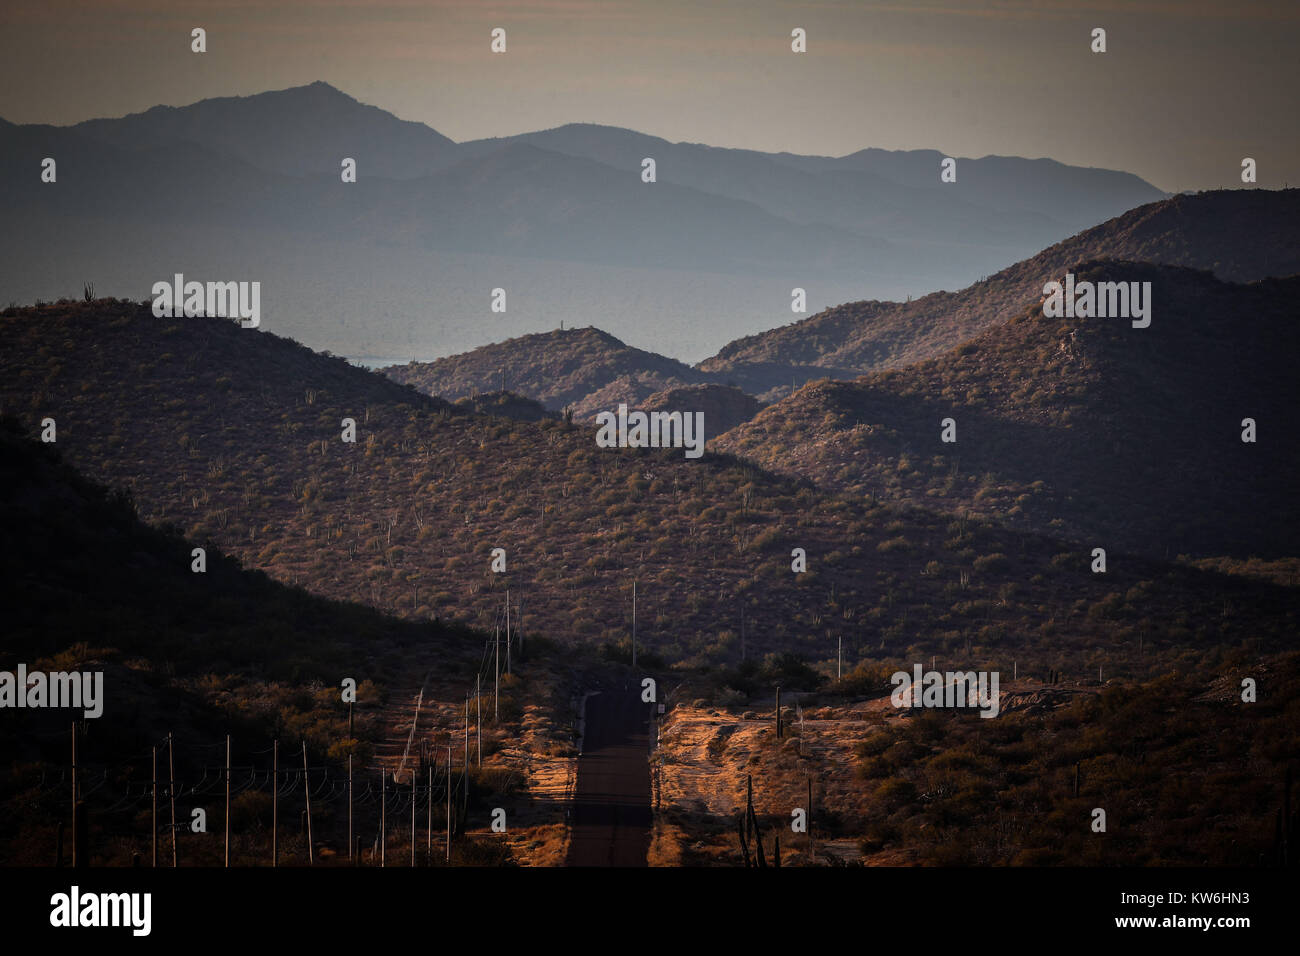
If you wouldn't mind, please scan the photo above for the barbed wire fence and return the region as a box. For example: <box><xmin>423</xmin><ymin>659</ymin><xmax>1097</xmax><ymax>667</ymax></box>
<box><xmin>9</xmin><ymin>593</ymin><xmax>534</xmax><ymax>867</ymax></box>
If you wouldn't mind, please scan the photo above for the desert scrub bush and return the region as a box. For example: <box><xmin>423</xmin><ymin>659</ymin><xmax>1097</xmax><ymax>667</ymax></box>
<box><xmin>973</xmin><ymin>552</ymin><xmax>1010</xmax><ymax>573</ymax></box>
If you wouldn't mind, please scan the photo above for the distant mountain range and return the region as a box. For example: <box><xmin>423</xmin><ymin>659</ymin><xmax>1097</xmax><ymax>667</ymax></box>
<box><xmin>381</xmin><ymin>188</ymin><xmax>1300</xmax><ymax>561</ymax></box>
<box><xmin>700</xmin><ymin>189</ymin><xmax>1300</xmax><ymax>397</ymax></box>
<box><xmin>1</xmin><ymin>81</ymin><xmax>1168</xmax><ymax>362</ymax></box>
<box><xmin>385</xmin><ymin>189</ymin><xmax>1300</xmax><ymax>407</ymax></box>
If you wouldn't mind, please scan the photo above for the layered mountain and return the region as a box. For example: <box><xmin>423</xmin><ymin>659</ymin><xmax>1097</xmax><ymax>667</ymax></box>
<box><xmin>1</xmin><ymin>298</ymin><xmax>1293</xmax><ymax>675</ymax></box>
<box><xmin>714</xmin><ymin>262</ymin><xmax>1300</xmax><ymax>560</ymax></box>
<box><xmin>701</xmin><ymin>189</ymin><xmax>1300</xmax><ymax>398</ymax></box>
<box><xmin>460</xmin><ymin>125</ymin><xmax>1163</xmax><ymax>249</ymax></box>
<box><xmin>70</xmin><ymin>81</ymin><xmax>457</xmax><ymax>180</ymax></box>
<box><xmin>382</xmin><ymin>190</ymin><xmax>1300</xmax><ymax>416</ymax></box>
<box><xmin>2</xmin><ymin>82</ymin><xmax>1170</xmax><ymax>362</ymax></box>
<box><xmin>638</xmin><ymin>384</ymin><xmax>765</xmax><ymax>438</ymax></box>
<box><xmin>383</xmin><ymin>327</ymin><xmax>713</xmax><ymax>412</ymax></box>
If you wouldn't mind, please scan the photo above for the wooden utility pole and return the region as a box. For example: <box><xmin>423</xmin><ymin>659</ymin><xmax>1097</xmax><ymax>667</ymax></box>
<box><xmin>837</xmin><ymin>637</ymin><xmax>842</xmax><ymax>680</ymax></box>
<box><xmin>632</xmin><ymin>579</ymin><xmax>637</xmax><ymax>668</ymax></box>
<box><xmin>807</xmin><ymin>775</ymin><xmax>814</xmax><ymax>863</ymax></box>
<box><xmin>302</xmin><ymin>741</ymin><xmax>313</xmax><ymax>864</ymax></box>
<box><xmin>476</xmin><ymin>676</ymin><xmax>482</xmax><ymax>767</ymax></box>
<box><xmin>380</xmin><ymin>771</ymin><xmax>386</xmax><ymax>867</ymax></box>
<box><xmin>506</xmin><ymin>589</ymin><xmax>511</xmax><ymax>676</ymax></box>
<box><xmin>151</xmin><ymin>746</ymin><xmax>158</xmax><ymax>868</ymax></box>
<box><xmin>426</xmin><ymin>765</ymin><xmax>433</xmax><ymax>861</ymax></box>
<box><xmin>272</xmin><ymin>740</ymin><xmax>279</xmax><ymax>867</ymax></box>
<box><xmin>493</xmin><ymin>632</ymin><xmax>500</xmax><ymax>722</ymax></box>
<box><xmin>445</xmin><ymin>745</ymin><xmax>452</xmax><ymax>864</ymax></box>
<box><xmin>70</xmin><ymin>723</ymin><xmax>78</xmax><ymax>868</ymax></box>
<box><xmin>410</xmin><ymin>775</ymin><xmax>417</xmax><ymax>867</ymax></box>
<box><xmin>224</xmin><ymin>734</ymin><xmax>231</xmax><ymax>867</ymax></box>
<box><xmin>168</xmin><ymin>733</ymin><xmax>178</xmax><ymax>867</ymax></box>
<box><xmin>775</xmin><ymin>686</ymin><xmax>782</xmax><ymax>739</ymax></box>
<box><xmin>741</xmin><ymin>606</ymin><xmax>745</xmax><ymax>662</ymax></box>
<box><xmin>347</xmin><ymin>753</ymin><xmax>353</xmax><ymax>864</ymax></box>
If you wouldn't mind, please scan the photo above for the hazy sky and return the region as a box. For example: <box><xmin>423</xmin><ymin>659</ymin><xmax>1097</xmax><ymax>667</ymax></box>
<box><xmin>2</xmin><ymin>0</ymin><xmax>1297</xmax><ymax>192</ymax></box>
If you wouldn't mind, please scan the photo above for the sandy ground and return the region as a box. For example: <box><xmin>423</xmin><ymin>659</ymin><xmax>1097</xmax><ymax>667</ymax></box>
<box><xmin>652</xmin><ymin>681</ymin><xmax>1090</xmax><ymax>866</ymax></box>
<box><xmin>371</xmin><ymin>668</ymin><xmax>581</xmax><ymax>866</ymax></box>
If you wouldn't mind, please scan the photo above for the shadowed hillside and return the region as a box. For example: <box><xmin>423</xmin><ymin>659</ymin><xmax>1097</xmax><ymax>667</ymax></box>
<box><xmin>715</xmin><ymin>262</ymin><xmax>1300</xmax><ymax>560</ymax></box>
<box><xmin>0</xmin><ymin>416</ymin><xmax>493</xmax><ymax>863</ymax></box>
<box><xmin>1</xmin><ymin>299</ymin><xmax>1295</xmax><ymax>680</ymax></box>
<box><xmin>701</xmin><ymin>189</ymin><xmax>1300</xmax><ymax>399</ymax></box>
<box><xmin>639</xmin><ymin>384</ymin><xmax>765</xmax><ymax>438</ymax></box>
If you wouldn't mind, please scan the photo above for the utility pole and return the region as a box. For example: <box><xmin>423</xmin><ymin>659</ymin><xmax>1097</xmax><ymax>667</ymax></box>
<box><xmin>151</xmin><ymin>746</ymin><xmax>158</xmax><ymax>868</ymax></box>
<box><xmin>410</xmin><ymin>774</ymin><xmax>417</xmax><ymax>867</ymax></box>
<box><xmin>380</xmin><ymin>771</ymin><xmax>386</xmax><ymax>867</ymax></box>
<box><xmin>493</xmin><ymin>634</ymin><xmax>499</xmax><ymax>723</ymax></box>
<box><xmin>837</xmin><ymin>636</ymin><xmax>842</xmax><ymax>680</ymax></box>
<box><xmin>168</xmin><ymin>732</ymin><xmax>177</xmax><ymax>867</ymax></box>
<box><xmin>224</xmin><ymin>734</ymin><xmax>231</xmax><ymax>867</ymax></box>
<box><xmin>445</xmin><ymin>745</ymin><xmax>452</xmax><ymax>864</ymax></box>
<box><xmin>426</xmin><ymin>765</ymin><xmax>433</xmax><ymax>861</ymax></box>
<box><xmin>632</xmin><ymin>579</ymin><xmax>637</xmax><ymax>668</ymax></box>
<box><xmin>807</xmin><ymin>775</ymin><xmax>814</xmax><ymax>863</ymax></box>
<box><xmin>506</xmin><ymin>589</ymin><xmax>511</xmax><ymax>676</ymax></box>
<box><xmin>302</xmin><ymin>740</ymin><xmax>313</xmax><ymax>864</ymax></box>
<box><xmin>463</xmin><ymin>697</ymin><xmax>471</xmax><ymax>814</ymax></box>
<box><xmin>70</xmin><ymin>722</ymin><xmax>77</xmax><ymax>868</ymax></box>
<box><xmin>741</xmin><ymin>606</ymin><xmax>745</xmax><ymax>662</ymax></box>
<box><xmin>272</xmin><ymin>740</ymin><xmax>279</xmax><ymax>867</ymax></box>
<box><xmin>347</xmin><ymin>752</ymin><xmax>352</xmax><ymax>865</ymax></box>
<box><xmin>476</xmin><ymin>675</ymin><xmax>482</xmax><ymax>767</ymax></box>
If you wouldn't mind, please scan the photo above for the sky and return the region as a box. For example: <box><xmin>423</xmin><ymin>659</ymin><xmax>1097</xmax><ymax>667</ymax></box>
<box><xmin>2</xmin><ymin>0</ymin><xmax>1297</xmax><ymax>193</ymax></box>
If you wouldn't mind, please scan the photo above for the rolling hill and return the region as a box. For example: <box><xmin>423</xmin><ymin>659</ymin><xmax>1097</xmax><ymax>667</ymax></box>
<box><xmin>714</xmin><ymin>261</ymin><xmax>1300</xmax><ymax>560</ymax></box>
<box><xmin>383</xmin><ymin>326</ymin><xmax>714</xmax><ymax>412</ymax></box>
<box><xmin>700</xmin><ymin>189</ymin><xmax>1300</xmax><ymax>398</ymax></box>
<box><xmin>1</xmin><ymin>297</ymin><xmax>1294</xmax><ymax>679</ymax></box>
